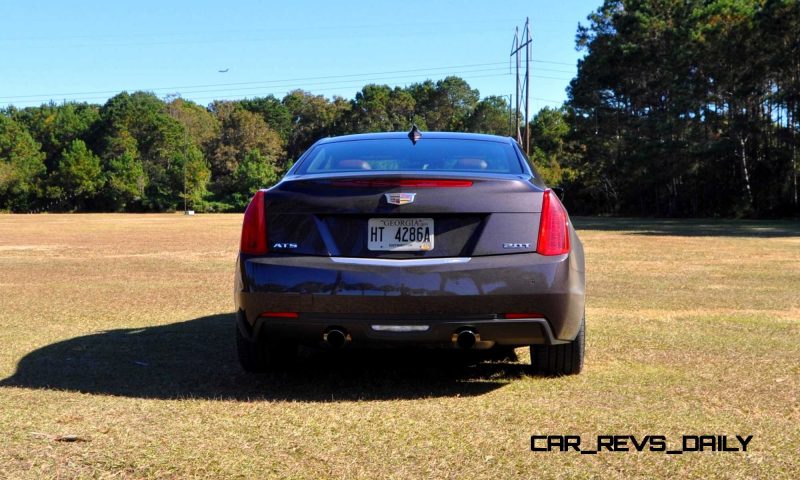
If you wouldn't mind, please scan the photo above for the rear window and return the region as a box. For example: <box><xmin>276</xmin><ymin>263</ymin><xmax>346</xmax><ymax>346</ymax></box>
<box><xmin>296</xmin><ymin>138</ymin><xmax>523</xmax><ymax>174</ymax></box>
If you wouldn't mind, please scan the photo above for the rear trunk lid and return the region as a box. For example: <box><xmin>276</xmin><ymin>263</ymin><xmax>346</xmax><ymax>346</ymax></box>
<box><xmin>264</xmin><ymin>172</ymin><xmax>544</xmax><ymax>258</ymax></box>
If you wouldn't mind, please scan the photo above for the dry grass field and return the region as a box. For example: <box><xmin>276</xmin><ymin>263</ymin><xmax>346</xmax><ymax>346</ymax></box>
<box><xmin>0</xmin><ymin>214</ymin><xmax>798</xmax><ymax>479</ymax></box>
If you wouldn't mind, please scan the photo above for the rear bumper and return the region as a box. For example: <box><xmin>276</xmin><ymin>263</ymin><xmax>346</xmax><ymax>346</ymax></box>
<box><xmin>235</xmin><ymin>251</ymin><xmax>585</xmax><ymax>346</ymax></box>
<box><xmin>236</xmin><ymin>310</ymin><xmax>565</xmax><ymax>349</ymax></box>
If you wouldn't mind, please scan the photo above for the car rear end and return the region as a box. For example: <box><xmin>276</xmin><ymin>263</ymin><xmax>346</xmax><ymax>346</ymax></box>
<box><xmin>234</xmin><ymin>132</ymin><xmax>585</xmax><ymax>374</ymax></box>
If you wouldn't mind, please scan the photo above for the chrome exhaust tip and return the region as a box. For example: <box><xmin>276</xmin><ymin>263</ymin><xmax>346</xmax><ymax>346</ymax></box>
<box><xmin>453</xmin><ymin>329</ymin><xmax>479</xmax><ymax>349</ymax></box>
<box><xmin>323</xmin><ymin>328</ymin><xmax>350</xmax><ymax>348</ymax></box>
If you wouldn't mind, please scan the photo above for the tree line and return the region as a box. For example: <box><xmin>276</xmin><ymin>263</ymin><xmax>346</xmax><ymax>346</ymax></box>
<box><xmin>1</xmin><ymin>0</ymin><xmax>798</xmax><ymax>217</ymax></box>
<box><xmin>563</xmin><ymin>0</ymin><xmax>799</xmax><ymax>217</ymax></box>
<box><xmin>0</xmin><ymin>78</ymin><xmax>513</xmax><ymax>213</ymax></box>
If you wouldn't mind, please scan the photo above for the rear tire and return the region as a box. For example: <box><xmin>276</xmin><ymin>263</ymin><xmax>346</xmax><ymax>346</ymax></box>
<box><xmin>236</xmin><ymin>324</ymin><xmax>296</xmax><ymax>373</ymax></box>
<box><xmin>530</xmin><ymin>317</ymin><xmax>585</xmax><ymax>376</ymax></box>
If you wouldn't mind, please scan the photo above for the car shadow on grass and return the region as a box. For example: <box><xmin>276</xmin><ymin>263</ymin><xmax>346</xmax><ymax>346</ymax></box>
<box><xmin>572</xmin><ymin>216</ymin><xmax>800</xmax><ymax>237</ymax></box>
<box><xmin>0</xmin><ymin>314</ymin><xmax>528</xmax><ymax>401</ymax></box>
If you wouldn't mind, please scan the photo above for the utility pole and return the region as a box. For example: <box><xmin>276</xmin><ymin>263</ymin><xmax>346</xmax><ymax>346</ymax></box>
<box><xmin>510</xmin><ymin>18</ymin><xmax>532</xmax><ymax>153</ymax></box>
<box><xmin>511</xmin><ymin>28</ymin><xmax>520</xmax><ymax>143</ymax></box>
<box><xmin>507</xmin><ymin>93</ymin><xmax>514</xmax><ymax>138</ymax></box>
<box><xmin>524</xmin><ymin>18</ymin><xmax>532</xmax><ymax>154</ymax></box>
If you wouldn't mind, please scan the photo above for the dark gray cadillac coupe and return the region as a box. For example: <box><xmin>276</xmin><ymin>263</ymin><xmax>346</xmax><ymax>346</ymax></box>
<box><xmin>234</xmin><ymin>128</ymin><xmax>585</xmax><ymax>375</ymax></box>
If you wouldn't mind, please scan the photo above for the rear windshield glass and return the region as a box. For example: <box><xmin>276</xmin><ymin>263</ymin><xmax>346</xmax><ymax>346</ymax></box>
<box><xmin>296</xmin><ymin>139</ymin><xmax>523</xmax><ymax>174</ymax></box>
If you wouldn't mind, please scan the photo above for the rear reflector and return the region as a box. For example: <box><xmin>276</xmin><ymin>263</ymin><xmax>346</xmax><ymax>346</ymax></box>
<box><xmin>240</xmin><ymin>191</ymin><xmax>268</xmax><ymax>254</ymax></box>
<box><xmin>259</xmin><ymin>312</ymin><xmax>298</xmax><ymax>319</ymax></box>
<box><xmin>330</xmin><ymin>179</ymin><xmax>473</xmax><ymax>188</ymax></box>
<box><xmin>536</xmin><ymin>189</ymin><xmax>571</xmax><ymax>256</ymax></box>
<box><xmin>504</xmin><ymin>313</ymin><xmax>545</xmax><ymax>319</ymax></box>
<box><xmin>371</xmin><ymin>325</ymin><xmax>430</xmax><ymax>332</ymax></box>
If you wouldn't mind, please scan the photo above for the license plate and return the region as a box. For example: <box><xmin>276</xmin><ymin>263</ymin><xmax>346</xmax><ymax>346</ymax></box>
<box><xmin>367</xmin><ymin>218</ymin><xmax>434</xmax><ymax>251</ymax></box>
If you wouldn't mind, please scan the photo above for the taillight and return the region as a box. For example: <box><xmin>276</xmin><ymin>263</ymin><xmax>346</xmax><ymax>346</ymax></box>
<box><xmin>259</xmin><ymin>311</ymin><xmax>298</xmax><ymax>319</ymax></box>
<box><xmin>536</xmin><ymin>189</ymin><xmax>571</xmax><ymax>256</ymax></box>
<box><xmin>240</xmin><ymin>191</ymin><xmax>268</xmax><ymax>254</ymax></box>
<box><xmin>504</xmin><ymin>313</ymin><xmax>545</xmax><ymax>319</ymax></box>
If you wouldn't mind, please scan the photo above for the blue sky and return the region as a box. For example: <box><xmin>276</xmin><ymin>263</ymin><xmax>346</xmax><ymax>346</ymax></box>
<box><xmin>1</xmin><ymin>1</ymin><xmax>597</xmax><ymax>113</ymax></box>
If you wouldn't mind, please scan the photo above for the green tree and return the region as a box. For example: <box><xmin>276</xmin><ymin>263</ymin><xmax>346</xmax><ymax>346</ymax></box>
<box><xmin>282</xmin><ymin>90</ymin><xmax>351</xmax><ymax>160</ymax></box>
<box><xmin>466</xmin><ymin>95</ymin><xmax>511</xmax><ymax>136</ymax></box>
<box><xmin>227</xmin><ymin>149</ymin><xmax>279</xmax><ymax>210</ymax></box>
<box><xmin>98</xmin><ymin>92</ymin><xmax>189</xmax><ymax>211</ymax></box>
<box><xmin>239</xmin><ymin>95</ymin><xmax>292</xmax><ymax>142</ymax></box>
<box><xmin>349</xmin><ymin>84</ymin><xmax>416</xmax><ymax>133</ymax></box>
<box><xmin>179</xmin><ymin>144</ymin><xmax>211</xmax><ymax>211</ymax></box>
<box><xmin>0</xmin><ymin>115</ymin><xmax>46</xmax><ymax>211</ymax></box>
<box><xmin>207</xmin><ymin>102</ymin><xmax>283</xmax><ymax>204</ymax></box>
<box><xmin>409</xmin><ymin>76</ymin><xmax>479</xmax><ymax>131</ymax></box>
<box><xmin>13</xmin><ymin>102</ymin><xmax>100</xmax><ymax>172</ymax></box>
<box><xmin>528</xmin><ymin>107</ymin><xmax>577</xmax><ymax>187</ymax></box>
<box><xmin>166</xmin><ymin>97</ymin><xmax>220</xmax><ymax>150</ymax></box>
<box><xmin>51</xmin><ymin>139</ymin><xmax>104</xmax><ymax>208</ymax></box>
<box><xmin>100</xmin><ymin>129</ymin><xmax>146</xmax><ymax>211</ymax></box>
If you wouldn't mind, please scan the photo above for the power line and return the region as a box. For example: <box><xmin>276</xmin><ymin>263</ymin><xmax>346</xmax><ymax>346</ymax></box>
<box><xmin>133</xmin><ymin>71</ymin><xmax>571</xmax><ymax>99</ymax></box>
<box><xmin>166</xmin><ymin>89</ymin><xmax>566</xmax><ymax>107</ymax></box>
<box><xmin>0</xmin><ymin>62</ymin><xmax>510</xmax><ymax>100</ymax></box>
<box><xmin>0</xmin><ymin>19</ymin><xmax>521</xmax><ymax>44</ymax></box>
<box><xmin>5</xmin><ymin>73</ymin><xmax>573</xmax><ymax>108</ymax></box>
<box><xmin>531</xmin><ymin>59</ymin><xmax>574</xmax><ymax>66</ymax></box>
<box><xmin>9</xmin><ymin>27</ymin><xmax>513</xmax><ymax>50</ymax></box>
<box><xmin>185</xmin><ymin>74</ymin><xmax>541</xmax><ymax>103</ymax></box>
<box><xmin>6</xmin><ymin>73</ymin><xmax>515</xmax><ymax>107</ymax></box>
<box><xmin>1</xmin><ymin>61</ymin><xmax>575</xmax><ymax>105</ymax></box>
<box><xmin>1</xmin><ymin>60</ymin><xmax>575</xmax><ymax>101</ymax></box>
